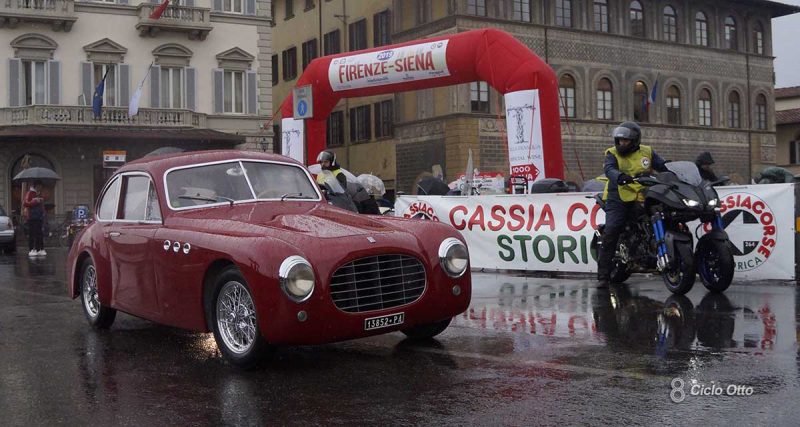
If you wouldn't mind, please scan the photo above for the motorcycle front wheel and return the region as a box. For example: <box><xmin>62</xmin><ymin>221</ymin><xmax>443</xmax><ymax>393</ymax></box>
<box><xmin>696</xmin><ymin>239</ymin><xmax>734</xmax><ymax>293</ymax></box>
<box><xmin>663</xmin><ymin>242</ymin><xmax>696</xmax><ymax>295</ymax></box>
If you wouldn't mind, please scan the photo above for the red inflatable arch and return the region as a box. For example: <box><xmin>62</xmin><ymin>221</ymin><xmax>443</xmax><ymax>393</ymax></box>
<box><xmin>278</xmin><ymin>28</ymin><xmax>563</xmax><ymax>179</ymax></box>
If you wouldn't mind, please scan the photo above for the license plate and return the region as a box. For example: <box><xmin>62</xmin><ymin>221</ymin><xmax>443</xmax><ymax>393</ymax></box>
<box><xmin>364</xmin><ymin>312</ymin><xmax>405</xmax><ymax>331</ymax></box>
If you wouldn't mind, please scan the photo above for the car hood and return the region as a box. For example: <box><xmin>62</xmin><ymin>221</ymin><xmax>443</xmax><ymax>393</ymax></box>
<box><xmin>168</xmin><ymin>202</ymin><xmax>406</xmax><ymax>240</ymax></box>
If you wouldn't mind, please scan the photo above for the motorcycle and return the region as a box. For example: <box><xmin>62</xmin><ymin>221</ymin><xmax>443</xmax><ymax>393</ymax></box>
<box><xmin>591</xmin><ymin>161</ymin><xmax>735</xmax><ymax>295</ymax></box>
<box><xmin>317</xmin><ymin>170</ymin><xmax>359</xmax><ymax>213</ymax></box>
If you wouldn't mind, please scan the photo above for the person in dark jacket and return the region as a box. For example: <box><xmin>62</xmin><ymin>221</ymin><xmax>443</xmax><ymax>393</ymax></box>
<box><xmin>316</xmin><ymin>150</ymin><xmax>348</xmax><ymax>188</ymax></box>
<box><xmin>597</xmin><ymin>122</ymin><xmax>668</xmax><ymax>288</ymax></box>
<box><xmin>695</xmin><ymin>151</ymin><xmax>718</xmax><ymax>183</ymax></box>
<box><xmin>23</xmin><ymin>180</ymin><xmax>46</xmax><ymax>257</ymax></box>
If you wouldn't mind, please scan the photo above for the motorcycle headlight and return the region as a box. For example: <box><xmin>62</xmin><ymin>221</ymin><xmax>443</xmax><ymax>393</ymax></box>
<box><xmin>278</xmin><ymin>256</ymin><xmax>315</xmax><ymax>302</ymax></box>
<box><xmin>708</xmin><ymin>198</ymin><xmax>718</xmax><ymax>207</ymax></box>
<box><xmin>438</xmin><ymin>238</ymin><xmax>469</xmax><ymax>278</ymax></box>
<box><xmin>682</xmin><ymin>198</ymin><xmax>701</xmax><ymax>208</ymax></box>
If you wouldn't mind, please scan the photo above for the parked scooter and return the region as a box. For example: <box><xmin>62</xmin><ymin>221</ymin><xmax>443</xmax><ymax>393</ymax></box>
<box><xmin>591</xmin><ymin>161</ymin><xmax>735</xmax><ymax>295</ymax></box>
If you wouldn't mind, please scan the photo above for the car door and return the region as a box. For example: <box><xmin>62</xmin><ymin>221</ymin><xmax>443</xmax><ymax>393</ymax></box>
<box><xmin>107</xmin><ymin>174</ymin><xmax>161</xmax><ymax>318</ymax></box>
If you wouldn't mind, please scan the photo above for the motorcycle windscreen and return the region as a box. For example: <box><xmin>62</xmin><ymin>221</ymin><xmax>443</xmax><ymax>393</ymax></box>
<box><xmin>665</xmin><ymin>161</ymin><xmax>703</xmax><ymax>186</ymax></box>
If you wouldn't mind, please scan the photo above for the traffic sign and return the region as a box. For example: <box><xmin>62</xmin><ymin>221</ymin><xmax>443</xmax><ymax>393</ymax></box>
<box><xmin>293</xmin><ymin>85</ymin><xmax>313</xmax><ymax>119</ymax></box>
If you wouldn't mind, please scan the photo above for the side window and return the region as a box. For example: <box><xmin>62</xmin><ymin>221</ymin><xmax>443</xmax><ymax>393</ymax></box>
<box><xmin>121</xmin><ymin>176</ymin><xmax>151</xmax><ymax>221</ymax></box>
<box><xmin>146</xmin><ymin>181</ymin><xmax>162</xmax><ymax>222</ymax></box>
<box><xmin>97</xmin><ymin>177</ymin><xmax>121</xmax><ymax>220</ymax></box>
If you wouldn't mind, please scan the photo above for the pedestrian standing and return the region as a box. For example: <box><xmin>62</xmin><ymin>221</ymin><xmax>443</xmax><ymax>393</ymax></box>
<box><xmin>23</xmin><ymin>180</ymin><xmax>46</xmax><ymax>257</ymax></box>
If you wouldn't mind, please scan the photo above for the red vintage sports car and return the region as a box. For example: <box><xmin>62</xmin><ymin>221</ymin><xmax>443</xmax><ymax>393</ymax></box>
<box><xmin>67</xmin><ymin>150</ymin><xmax>471</xmax><ymax>368</ymax></box>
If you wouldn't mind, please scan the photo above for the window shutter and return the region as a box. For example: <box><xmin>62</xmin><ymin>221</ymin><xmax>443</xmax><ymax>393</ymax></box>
<box><xmin>185</xmin><ymin>0</ymin><xmax>194</xmax><ymax>6</ymax></box>
<box><xmin>245</xmin><ymin>0</ymin><xmax>256</xmax><ymax>15</ymax></box>
<box><xmin>118</xmin><ymin>0</ymin><xmax>128</xmax><ymax>4</ymax></box>
<box><xmin>118</xmin><ymin>64</ymin><xmax>130</xmax><ymax>107</ymax></box>
<box><xmin>150</xmin><ymin>65</ymin><xmax>161</xmax><ymax>108</ymax></box>
<box><xmin>791</xmin><ymin>141</ymin><xmax>797</xmax><ymax>164</ymax></box>
<box><xmin>185</xmin><ymin>67</ymin><xmax>196</xmax><ymax>110</ymax></box>
<box><xmin>213</xmin><ymin>69</ymin><xmax>224</xmax><ymax>113</ymax></box>
<box><xmin>9</xmin><ymin>59</ymin><xmax>22</xmax><ymax>107</ymax></box>
<box><xmin>47</xmin><ymin>60</ymin><xmax>60</xmax><ymax>105</ymax></box>
<box><xmin>212</xmin><ymin>0</ymin><xmax>222</xmax><ymax>11</ymax></box>
<box><xmin>246</xmin><ymin>70</ymin><xmax>257</xmax><ymax>114</ymax></box>
<box><xmin>81</xmin><ymin>62</ymin><xmax>93</xmax><ymax>106</ymax></box>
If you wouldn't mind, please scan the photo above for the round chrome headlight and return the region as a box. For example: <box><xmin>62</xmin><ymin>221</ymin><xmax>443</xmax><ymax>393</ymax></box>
<box><xmin>279</xmin><ymin>256</ymin><xmax>315</xmax><ymax>302</ymax></box>
<box><xmin>438</xmin><ymin>238</ymin><xmax>469</xmax><ymax>278</ymax></box>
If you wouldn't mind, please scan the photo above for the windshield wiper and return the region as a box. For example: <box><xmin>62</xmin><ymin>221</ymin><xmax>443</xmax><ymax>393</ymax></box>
<box><xmin>178</xmin><ymin>195</ymin><xmax>235</xmax><ymax>207</ymax></box>
<box><xmin>280</xmin><ymin>193</ymin><xmax>304</xmax><ymax>201</ymax></box>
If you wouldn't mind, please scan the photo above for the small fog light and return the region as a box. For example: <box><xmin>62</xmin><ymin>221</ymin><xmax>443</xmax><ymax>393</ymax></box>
<box><xmin>452</xmin><ymin>285</ymin><xmax>461</xmax><ymax>296</ymax></box>
<box><xmin>297</xmin><ymin>310</ymin><xmax>308</xmax><ymax>322</ymax></box>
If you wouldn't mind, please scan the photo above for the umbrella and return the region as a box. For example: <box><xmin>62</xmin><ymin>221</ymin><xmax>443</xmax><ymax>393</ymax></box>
<box><xmin>145</xmin><ymin>146</ymin><xmax>185</xmax><ymax>157</ymax></box>
<box><xmin>416</xmin><ymin>176</ymin><xmax>450</xmax><ymax>195</ymax></box>
<box><xmin>357</xmin><ymin>174</ymin><xmax>386</xmax><ymax>196</ymax></box>
<box><xmin>13</xmin><ymin>167</ymin><xmax>61</xmax><ymax>182</ymax></box>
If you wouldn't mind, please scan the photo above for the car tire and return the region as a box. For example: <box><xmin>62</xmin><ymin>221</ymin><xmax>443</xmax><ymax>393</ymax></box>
<box><xmin>210</xmin><ymin>266</ymin><xmax>272</xmax><ymax>369</ymax></box>
<box><xmin>401</xmin><ymin>317</ymin><xmax>452</xmax><ymax>340</ymax></box>
<box><xmin>80</xmin><ymin>257</ymin><xmax>117</xmax><ymax>329</ymax></box>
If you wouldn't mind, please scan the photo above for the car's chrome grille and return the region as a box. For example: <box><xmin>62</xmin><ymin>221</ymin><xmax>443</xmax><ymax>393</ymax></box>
<box><xmin>330</xmin><ymin>254</ymin><xmax>427</xmax><ymax>313</ymax></box>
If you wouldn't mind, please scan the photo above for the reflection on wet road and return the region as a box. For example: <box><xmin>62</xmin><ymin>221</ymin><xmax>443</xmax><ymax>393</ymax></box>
<box><xmin>1</xmin><ymin>249</ymin><xmax>798</xmax><ymax>425</ymax></box>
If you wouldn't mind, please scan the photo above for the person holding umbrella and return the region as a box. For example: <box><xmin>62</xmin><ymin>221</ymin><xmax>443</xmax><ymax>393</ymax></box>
<box><xmin>23</xmin><ymin>180</ymin><xmax>46</xmax><ymax>257</ymax></box>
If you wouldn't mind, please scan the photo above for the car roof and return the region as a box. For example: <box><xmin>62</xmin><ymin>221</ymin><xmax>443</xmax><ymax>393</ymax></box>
<box><xmin>119</xmin><ymin>150</ymin><xmax>304</xmax><ymax>176</ymax></box>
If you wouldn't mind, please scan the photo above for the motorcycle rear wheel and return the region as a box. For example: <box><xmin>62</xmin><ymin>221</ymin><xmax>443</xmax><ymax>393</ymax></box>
<box><xmin>662</xmin><ymin>242</ymin><xmax>696</xmax><ymax>295</ymax></box>
<box><xmin>696</xmin><ymin>240</ymin><xmax>734</xmax><ymax>293</ymax></box>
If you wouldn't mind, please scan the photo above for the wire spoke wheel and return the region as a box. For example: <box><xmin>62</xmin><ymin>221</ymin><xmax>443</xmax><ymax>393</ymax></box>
<box><xmin>82</xmin><ymin>264</ymin><xmax>100</xmax><ymax>318</ymax></box>
<box><xmin>216</xmin><ymin>280</ymin><xmax>257</xmax><ymax>355</ymax></box>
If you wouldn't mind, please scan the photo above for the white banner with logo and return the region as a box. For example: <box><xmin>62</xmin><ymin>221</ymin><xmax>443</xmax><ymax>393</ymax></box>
<box><xmin>395</xmin><ymin>184</ymin><xmax>795</xmax><ymax>280</ymax></box>
<box><xmin>505</xmin><ymin>89</ymin><xmax>545</xmax><ymax>185</ymax></box>
<box><xmin>328</xmin><ymin>40</ymin><xmax>450</xmax><ymax>92</ymax></box>
<box><xmin>280</xmin><ymin>118</ymin><xmax>305</xmax><ymax>164</ymax></box>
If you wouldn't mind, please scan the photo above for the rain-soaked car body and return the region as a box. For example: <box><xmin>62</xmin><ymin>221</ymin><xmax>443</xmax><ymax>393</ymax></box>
<box><xmin>67</xmin><ymin>150</ymin><xmax>471</xmax><ymax>368</ymax></box>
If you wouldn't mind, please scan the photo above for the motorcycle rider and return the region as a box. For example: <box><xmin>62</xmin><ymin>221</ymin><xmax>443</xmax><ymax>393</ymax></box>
<box><xmin>316</xmin><ymin>150</ymin><xmax>348</xmax><ymax>188</ymax></box>
<box><xmin>597</xmin><ymin>121</ymin><xmax>668</xmax><ymax>288</ymax></box>
<box><xmin>694</xmin><ymin>151</ymin><xmax>718</xmax><ymax>182</ymax></box>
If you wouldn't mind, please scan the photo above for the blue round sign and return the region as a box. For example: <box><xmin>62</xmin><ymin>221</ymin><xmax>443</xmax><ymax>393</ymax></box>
<box><xmin>297</xmin><ymin>100</ymin><xmax>307</xmax><ymax>116</ymax></box>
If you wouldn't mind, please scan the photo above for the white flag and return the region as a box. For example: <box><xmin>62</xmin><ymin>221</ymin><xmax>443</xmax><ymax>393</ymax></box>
<box><xmin>128</xmin><ymin>85</ymin><xmax>143</xmax><ymax>117</ymax></box>
<box><xmin>128</xmin><ymin>63</ymin><xmax>153</xmax><ymax>118</ymax></box>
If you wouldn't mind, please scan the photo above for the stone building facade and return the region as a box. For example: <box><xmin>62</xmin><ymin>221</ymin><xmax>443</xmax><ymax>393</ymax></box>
<box><xmin>0</xmin><ymin>0</ymin><xmax>272</xmax><ymax>222</ymax></box>
<box><xmin>775</xmin><ymin>86</ymin><xmax>800</xmax><ymax>174</ymax></box>
<box><xmin>272</xmin><ymin>0</ymin><xmax>798</xmax><ymax>193</ymax></box>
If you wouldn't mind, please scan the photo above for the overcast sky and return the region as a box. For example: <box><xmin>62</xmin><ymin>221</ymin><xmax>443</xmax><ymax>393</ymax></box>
<box><xmin>773</xmin><ymin>0</ymin><xmax>800</xmax><ymax>88</ymax></box>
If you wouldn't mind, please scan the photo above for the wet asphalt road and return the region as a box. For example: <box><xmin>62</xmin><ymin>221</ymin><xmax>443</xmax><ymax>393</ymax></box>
<box><xmin>1</xmin><ymin>248</ymin><xmax>798</xmax><ymax>426</ymax></box>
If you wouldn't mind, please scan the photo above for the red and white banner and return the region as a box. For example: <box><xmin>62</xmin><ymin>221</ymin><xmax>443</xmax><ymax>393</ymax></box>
<box><xmin>328</xmin><ymin>40</ymin><xmax>450</xmax><ymax>92</ymax></box>
<box><xmin>395</xmin><ymin>183</ymin><xmax>795</xmax><ymax>280</ymax></box>
<box><xmin>505</xmin><ymin>89</ymin><xmax>545</xmax><ymax>184</ymax></box>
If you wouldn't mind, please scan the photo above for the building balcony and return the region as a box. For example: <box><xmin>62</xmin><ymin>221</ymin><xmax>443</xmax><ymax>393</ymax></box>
<box><xmin>136</xmin><ymin>3</ymin><xmax>212</xmax><ymax>41</ymax></box>
<box><xmin>0</xmin><ymin>0</ymin><xmax>77</xmax><ymax>32</ymax></box>
<box><xmin>1</xmin><ymin>105</ymin><xmax>208</xmax><ymax>128</ymax></box>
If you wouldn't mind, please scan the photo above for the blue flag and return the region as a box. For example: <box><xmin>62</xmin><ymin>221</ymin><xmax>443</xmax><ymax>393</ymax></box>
<box><xmin>92</xmin><ymin>68</ymin><xmax>109</xmax><ymax>119</ymax></box>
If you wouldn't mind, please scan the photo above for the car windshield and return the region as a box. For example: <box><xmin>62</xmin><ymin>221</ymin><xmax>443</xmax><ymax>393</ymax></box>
<box><xmin>242</xmin><ymin>162</ymin><xmax>318</xmax><ymax>200</ymax></box>
<box><xmin>166</xmin><ymin>160</ymin><xmax>318</xmax><ymax>209</ymax></box>
<box><xmin>665</xmin><ymin>161</ymin><xmax>703</xmax><ymax>186</ymax></box>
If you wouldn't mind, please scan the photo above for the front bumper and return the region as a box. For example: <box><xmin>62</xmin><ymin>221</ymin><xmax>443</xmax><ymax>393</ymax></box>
<box><xmin>256</xmin><ymin>272</ymin><xmax>472</xmax><ymax>345</ymax></box>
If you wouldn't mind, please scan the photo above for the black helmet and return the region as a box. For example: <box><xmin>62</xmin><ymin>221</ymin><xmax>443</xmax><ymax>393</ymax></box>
<box><xmin>612</xmin><ymin>121</ymin><xmax>641</xmax><ymax>156</ymax></box>
<box><xmin>695</xmin><ymin>151</ymin><xmax>715</xmax><ymax>166</ymax></box>
<box><xmin>316</xmin><ymin>150</ymin><xmax>338</xmax><ymax>170</ymax></box>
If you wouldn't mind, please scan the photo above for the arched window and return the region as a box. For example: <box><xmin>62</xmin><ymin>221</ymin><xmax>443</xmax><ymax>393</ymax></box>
<box><xmin>698</xmin><ymin>89</ymin><xmax>712</xmax><ymax>127</ymax></box>
<box><xmin>695</xmin><ymin>12</ymin><xmax>708</xmax><ymax>46</ymax></box>
<box><xmin>630</xmin><ymin>1</ymin><xmax>645</xmax><ymax>38</ymax></box>
<box><xmin>633</xmin><ymin>81</ymin><xmax>649</xmax><ymax>122</ymax></box>
<box><xmin>594</xmin><ymin>0</ymin><xmax>609</xmax><ymax>32</ymax></box>
<box><xmin>724</xmin><ymin>16</ymin><xmax>737</xmax><ymax>50</ymax></box>
<box><xmin>663</xmin><ymin>6</ymin><xmax>677</xmax><ymax>42</ymax></box>
<box><xmin>728</xmin><ymin>91</ymin><xmax>741</xmax><ymax>128</ymax></box>
<box><xmin>666</xmin><ymin>85</ymin><xmax>681</xmax><ymax>125</ymax></box>
<box><xmin>596</xmin><ymin>78</ymin><xmax>613</xmax><ymax>120</ymax></box>
<box><xmin>756</xmin><ymin>94</ymin><xmax>767</xmax><ymax>130</ymax></box>
<box><xmin>753</xmin><ymin>22</ymin><xmax>764</xmax><ymax>55</ymax></box>
<box><xmin>559</xmin><ymin>74</ymin><xmax>576</xmax><ymax>118</ymax></box>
